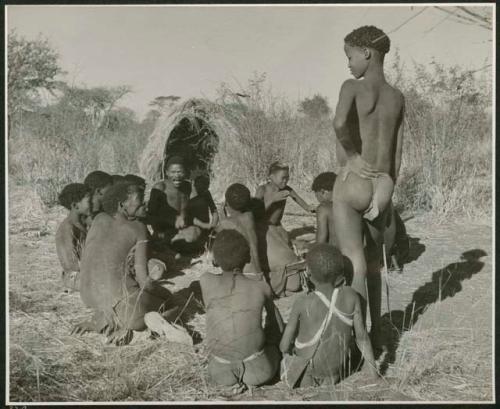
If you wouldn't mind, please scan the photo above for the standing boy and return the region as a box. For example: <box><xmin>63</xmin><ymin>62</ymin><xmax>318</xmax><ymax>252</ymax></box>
<box><xmin>331</xmin><ymin>26</ymin><xmax>405</xmax><ymax>347</ymax></box>
<box><xmin>200</xmin><ymin>230</ymin><xmax>284</xmax><ymax>394</ymax></box>
<box><xmin>55</xmin><ymin>183</ymin><xmax>91</xmax><ymax>291</ymax></box>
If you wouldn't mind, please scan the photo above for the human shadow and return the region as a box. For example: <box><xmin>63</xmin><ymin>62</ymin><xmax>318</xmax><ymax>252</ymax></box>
<box><xmin>377</xmin><ymin>249</ymin><xmax>487</xmax><ymax>374</ymax></box>
<box><xmin>170</xmin><ymin>280</ymin><xmax>205</xmax><ymax>345</ymax></box>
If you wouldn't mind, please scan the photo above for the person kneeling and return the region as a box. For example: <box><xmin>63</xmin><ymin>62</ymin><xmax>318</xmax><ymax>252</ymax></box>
<box><xmin>280</xmin><ymin>243</ymin><xmax>378</xmax><ymax>388</ymax></box>
<box><xmin>200</xmin><ymin>230</ymin><xmax>284</xmax><ymax>394</ymax></box>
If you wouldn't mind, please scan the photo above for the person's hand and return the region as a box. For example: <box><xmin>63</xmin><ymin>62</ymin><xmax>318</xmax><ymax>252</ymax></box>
<box><xmin>343</xmin><ymin>154</ymin><xmax>380</xmax><ymax>180</ymax></box>
<box><xmin>175</xmin><ymin>215</ymin><xmax>186</xmax><ymax>229</ymax></box>
<box><xmin>274</xmin><ymin>189</ymin><xmax>290</xmax><ymax>202</ymax></box>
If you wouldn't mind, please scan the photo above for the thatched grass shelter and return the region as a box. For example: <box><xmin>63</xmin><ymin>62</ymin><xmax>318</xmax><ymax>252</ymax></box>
<box><xmin>138</xmin><ymin>98</ymin><xmax>242</xmax><ymax>199</ymax></box>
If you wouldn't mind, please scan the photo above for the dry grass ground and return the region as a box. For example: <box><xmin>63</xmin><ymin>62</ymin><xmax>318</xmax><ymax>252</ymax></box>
<box><xmin>7</xmin><ymin>188</ymin><xmax>493</xmax><ymax>403</ymax></box>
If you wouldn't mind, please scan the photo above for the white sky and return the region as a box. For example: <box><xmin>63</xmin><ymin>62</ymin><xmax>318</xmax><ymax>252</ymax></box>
<box><xmin>6</xmin><ymin>4</ymin><xmax>494</xmax><ymax>119</ymax></box>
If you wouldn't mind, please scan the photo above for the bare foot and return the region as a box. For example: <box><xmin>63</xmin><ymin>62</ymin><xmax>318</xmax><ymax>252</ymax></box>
<box><xmin>71</xmin><ymin>320</ymin><xmax>97</xmax><ymax>336</ymax></box>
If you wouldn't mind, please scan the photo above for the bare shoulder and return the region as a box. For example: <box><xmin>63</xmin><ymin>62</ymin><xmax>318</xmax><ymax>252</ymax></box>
<box><xmin>128</xmin><ymin>219</ymin><xmax>148</xmax><ymax>236</ymax></box>
<box><xmin>240</xmin><ymin>211</ymin><xmax>255</xmax><ymax>223</ymax></box>
<box><xmin>152</xmin><ymin>180</ymin><xmax>166</xmax><ymax>191</ymax></box>
<box><xmin>317</xmin><ymin>202</ymin><xmax>331</xmax><ymax>216</ymax></box>
<box><xmin>341</xmin><ymin>79</ymin><xmax>359</xmax><ymax>92</ymax></box>
<box><xmin>56</xmin><ymin>217</ymin><xmax>71</xmax><ymax>238</ymax></box>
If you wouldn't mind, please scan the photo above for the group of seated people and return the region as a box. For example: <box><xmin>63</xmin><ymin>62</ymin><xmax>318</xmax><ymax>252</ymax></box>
<box><xmin>55</xmin><ymin>156</ymin><xmax>405</xmax><ymax>392</ymax></box>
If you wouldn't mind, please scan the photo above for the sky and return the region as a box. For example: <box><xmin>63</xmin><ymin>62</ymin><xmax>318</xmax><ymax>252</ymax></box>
<box><xmin>7</xmin><ymin>4</ymin><xmax>494</xmax><ymax>119</ymax></box>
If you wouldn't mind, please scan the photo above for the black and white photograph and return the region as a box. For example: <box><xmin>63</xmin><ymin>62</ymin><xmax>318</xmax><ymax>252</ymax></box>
<box><xmin>5</xmin><ymin>3</ymin><xmax>495</xmax><ymax>404</ymax></box>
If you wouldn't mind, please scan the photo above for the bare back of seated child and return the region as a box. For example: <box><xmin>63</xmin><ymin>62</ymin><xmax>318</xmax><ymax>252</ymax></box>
<box><xmin>200</xmin><ymin>230</ymin><xmax>284</xmax><ymax>391</ymax></box>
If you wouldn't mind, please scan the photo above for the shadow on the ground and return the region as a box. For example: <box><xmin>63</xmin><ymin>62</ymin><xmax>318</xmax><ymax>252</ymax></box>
<box><xmin>404</xmin><ymin>236</ymin><xmax>426</xmax><ymax>265</ymax></box>
<box><xmin>377</xmin><ymin>248</ymin><xmax>487</xmax><ymax>374</ymax></box>
<box><xmin>171</xmin><ymin>280</ymin><xmax>205</xmax><ymax>345</ymax></box>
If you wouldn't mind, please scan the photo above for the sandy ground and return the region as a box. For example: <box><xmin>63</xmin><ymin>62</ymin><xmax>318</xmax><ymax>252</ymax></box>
<box><xmin>7</xmin><ymin>205</ymin><xmax>493</xmax><ymax>402</ymax></box>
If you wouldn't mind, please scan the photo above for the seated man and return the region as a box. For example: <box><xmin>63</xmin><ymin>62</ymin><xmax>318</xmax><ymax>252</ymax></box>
<box><xmin>83</xmin><ymin>170</ymin><xmax>114</xmax><ymax>228</ymax></box>
<box><xmin>312</xmin><ymin>172</ymin><xmax>409</xmax><ymax>270</ymax></box>
<box><xmin>175</xmin><ymin>175</ymin><xmax>220</xmax><ymax>251</ymax></box>
<box><xmin>216</xmin><ymin>183</ymin><xmax>262</xmax><ymax>278</ymax></box>
<box><xmin>55</xmin><ymin>183</ymin><xmax>91</xmax><ymax>291</ymax></box>
<box><xmin>280</xmin><ymin>244</ymin><xmax>378</xmax><ymax>388</ymax></box>
<box><xmin>255</xmin><ymin>161</ymin><xmax>315</xmax><ymax>297</ymax></box>
<box><xmin>75</xmin><ymin>182</ymin><xmax>176</xmax><ymax>345</ymax></box>
<box><xmin>200</xmin><ymin>230</ymin><xmax>284</xmax><ymax>394</ymax></box>
<box><xmin>147</xmin><ymin>156</ymin><xmax>201</xmax><ymax>254</ymax></box>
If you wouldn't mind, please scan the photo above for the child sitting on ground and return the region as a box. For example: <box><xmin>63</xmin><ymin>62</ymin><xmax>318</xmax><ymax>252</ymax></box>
<box><xmin>216</xmin><ymin>183</ymin><xmax>262</xmax><ymax>278</ymax></box>
<box><xmin>255</xmin><ymin>161</ymin><xmax>314</xmax><ymax>297</ymax></box>
<box><xmin>200</xmin><ymin>230</ymin><xmax>284</xmax><ymax>394</ymax></box>
<box><xmin>83</xmin><ymin>170</ymin><xmax>114</xmax><ymax>228</ymax></box>
<box><xmin>75</xmin><ymin>182</ymin><xmax>181</xmax><ymax>346</ymax></box>
<box><xmin>280</xmin><ymin>243</ymin><xmax>378</xmax><ymax>388</ymax></box>
<box><xmin>55</xmin><ymin>183</ymin><xmax>91</xmax><ymax>292</ymax></box>
<box><xmin>147</xmin><ymin>156</ymin><xmax>201</xmax><ymax>253</ymax></box>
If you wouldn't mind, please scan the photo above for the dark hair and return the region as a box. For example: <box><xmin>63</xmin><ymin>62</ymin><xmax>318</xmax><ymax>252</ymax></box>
<box><xmin>84</xmin><ymin>170</ymin><xmax>113</xmax><ymax>192</ymax></box>
<box><xmin>58</xmin><ymin>183</ymin><xmax>90</xmax><ymax>210</ymax></box>
<box><xmin>166</xmin><ymin>155</ymin><xmax>185</xmax><ymax>170</ymax></box>
<box><xmin>194</xmin><ymin>175</ymin><xmax>210</xmax><ymax>192</ymax></box>
<box><xmin>311</xmin><ymin>172</ymin><xmax>337</xmax><ymax>192</ymax></box>
<box><xmin>102</xmin><ymin>182</ymin><xmax>142</xmax><ymax>216</ymax></box>
<box><xmin>268</xmin><ymin>161</ymin><xmax>289</xmax><ymax>176</ymax></box>
<box><xmin>124</xmin><ymin>174</ymin><xmax>146</xmax><ymax>189</ymax></box>
<box><xmin>225</xmin><ymin>183</ymin><xmax>251</xmax><ymax>211</ymax></box>
<box><xmin>306</xmin><ymin>243</ymin><xmax>344</xmax><ymax>284</ymax></box>
<box><xmin>344</xmin><ymin>25</ymin><xmax>390</xmax><ymax>55</ymax></box>
<box><xmin>111</xmin><ymin>174</ymin><xmax>126</xmax><ymax>184</ymax></box>
<box><xmin>212</xmin><ymin>230</ymin><xmax>250</xmax><ymax>271</ymax></box>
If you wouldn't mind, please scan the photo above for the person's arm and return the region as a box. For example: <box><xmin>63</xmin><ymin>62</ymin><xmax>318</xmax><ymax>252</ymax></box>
<box><xmin>289</xmin><ymin>188</ymin><xmax>315</xmax><ymax>213</ymax></box>
<box><xmin>394</xmin><ymin>97</ymin><xmax>405</xmax><ymax>183</ymax></box>
<box><xmin>193</xmin><ymin>217</ymin><xmax>211</xmax><ymax>230</ymax></box>
<box><xmin>257</xmin><ymin>184</ymin><xmax>289</xmax><ymax>210</ymax></box>
<box><xmin>207</xmin><ymin>193</ymin><xmax>220</xmax><ymax>228</ymax></box>
<box><xmin>244</xmin><ymin>213</ymin><xmax>263</xmax><ymax>273</ymax></box>
<box><xmin>315</xmin><ymin>205</ymin><xmax>329</xmax><ymax>244</ymax></box>
<box><xmin>352</xmin><ymin>292</ymin><xmax>379</xmax><ymax>378</ymax></box>
<box><xmin>279</xmin><ymin>298</ymin><xmax>301</xmax><ymax>354</ymax></box>
<box><xmin>333</xmin><ymin>80</ymin><xmax>378</xmax><ymax>180</ymax></box>
<box><xmin>55</xmin><ymin>224</ymin><xmax>80</xmax><ymax>272</ymax></box>
<box><xmin>133</xmin><ymin>223</ymin><xmax>150</xmax><ymax>289</ymax></box>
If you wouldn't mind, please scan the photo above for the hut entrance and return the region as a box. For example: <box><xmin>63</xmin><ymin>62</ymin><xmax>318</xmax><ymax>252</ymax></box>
<box><xmin>162</xmin><ymin>114</ymin><xmax>219</xmax><ymax>179</ymax></box>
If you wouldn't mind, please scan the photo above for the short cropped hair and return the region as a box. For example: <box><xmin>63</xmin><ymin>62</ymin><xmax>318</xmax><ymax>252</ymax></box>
<box><xmin>344</xmin><ymin>25</ymin><xmax>390</xmax><ymax>55</ymax></box>
<box><xmin>124</xmin><ymin>174</ymin><xmax>146</xmax><ymax>189</ymax></box>
<box><xmin>268</xmin><ymin>161</ymin><xmax>289</xmax><ymax>176</ymax></box>
<box><xmin>212</xmin><ymin>230</ymin><xmax>250</xmax><ymax>271</ymax></box>
<box><xmin>58</xmin><ymin>183</ymin><xmax>91</xmax><ymax>210</ymax></box>
<box><xmin>306</xmin><ymin>243</ymin><xmax>344</xmax><ymax>284</ymax></box>
<box><xmin>102</xmin><ymin>182</ymin><xmax>141</xmax><ymax>216</ymax></box>
<box><xmin>112</xmin><ymin>174</ymin><xmax>126</xmax><ymax>185</ymax></box>
<box><xmin>225</xmin><ymin>183</ymin><xmax>250</xmax><ymax>211</ymax></box>
<box><xmin>194</xmin><ymin>175</ymin><xmax>210</xmax><ymax>193</ymax></box>
<box><xmin>84</xmin><ymin>170</ymin><xmax>113</xmax><ymax>192</ymax></box>
<box><xmin>311</xmin><ymin>172</ymin><xmax>337</xmax><ymax>192</ymax></box>
<box><xmin>166</xmin><ymin>155</ymin><xmax>185</xmax><ymax>170</ymax></box>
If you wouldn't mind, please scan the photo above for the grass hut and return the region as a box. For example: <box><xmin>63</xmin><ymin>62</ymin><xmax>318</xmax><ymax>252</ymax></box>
<box><xmin>138</xmin><ymin>98</ymin><xmax>242</xmax><ymax>200</ymax></box>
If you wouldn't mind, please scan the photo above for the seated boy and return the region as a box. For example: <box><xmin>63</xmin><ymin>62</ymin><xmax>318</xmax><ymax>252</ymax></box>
<box><xmin>280</xmin><ymin>244</ymin><xmax>378</xmax><ymax>388</ymax></box>
<box><xmin>55</xmin><ymin>183</ymin><xmax>91</xmax><ymax>292</ymax></box>
<box><xmin>75</xmin><ymin>182</ymin><xmax>177</xmax><ymax>345</ymax></box>
<box><xmin>200</xmin><ymin>230</ymin><xmax>284</xmax><ymax>394</ymax></box>
<box><xmin>255</xmin><ymin>162</ymin><xmax>314</xmax><ymax>296</ymax></box>
<box><xmin>216</xmin><ymin>183</ymin><xmax>262</xmax><ymax>277</ymax></box>
<box><xmin>147</xmin><ymin>156</ymin><xmax>201</xmax><ymax>253</ymax></box>
<box><xmin>83</xmin><ymin>170</ymin><xmax>114</xmax><ymax>228</ymax></box>
<box><xmin>175</xmin><ymin>175</ymin><xmax>219</xmax><ymax>250</ymax></box>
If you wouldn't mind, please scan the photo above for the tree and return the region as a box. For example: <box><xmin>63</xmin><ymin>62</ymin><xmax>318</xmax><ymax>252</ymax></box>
<box><xmin>8</xmin><ymin>31</ymin><xmax>65</xmax><ymax>136</ymax></box>
<box><xmin>298</xmin><ymin>94</ymin><xmax>332</xmax><ymax>119</ymax></box>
